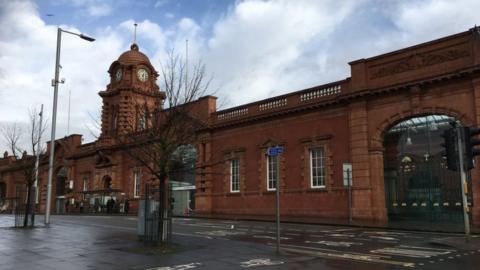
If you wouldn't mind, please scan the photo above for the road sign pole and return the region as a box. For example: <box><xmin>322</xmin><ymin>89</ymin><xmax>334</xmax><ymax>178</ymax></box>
<box><xmin>456</xmin><ymin>127</ymin><xmax>471</xmax><ymax>235</ymax></box>
<box><xmin>267</xmin><ymin>146</ymin><xmax>283</xmax><ymax>254</ymax></box>
<box><xmin>275</xmin><ymin>153</ymin><xmax>280</xmax><ymax>254</ymax></box>
<box><xmin>347</xmin><ymin>168</ymin><xmax>352</xmax><ymax>224</ymax></box>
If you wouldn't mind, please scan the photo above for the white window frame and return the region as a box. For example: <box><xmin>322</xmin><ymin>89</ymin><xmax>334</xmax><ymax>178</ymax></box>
<box><xmin>133</xmin><ymin>171</ymin><xmax>141</xmax><ymax>198</ymax></box>
<box><xmin>267</xmin><ymin>155</ymin><xmax>278</xmax><ymax>191</ymax></box>
<box><xmin>230</xmin><ymin>159</ymin><xmax>240</xmax><ymax>193</ymax></box>
<box><xmin>310</xmin><ymin>147</ymin><xmax>326</xmax><ymax>188</ymax></box>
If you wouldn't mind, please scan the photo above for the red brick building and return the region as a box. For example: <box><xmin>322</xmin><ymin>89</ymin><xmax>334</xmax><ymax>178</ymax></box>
<box><xmin>2</xmin><ymin>27</ymin><xmax>480</xmax><ymax>231</ymax></box>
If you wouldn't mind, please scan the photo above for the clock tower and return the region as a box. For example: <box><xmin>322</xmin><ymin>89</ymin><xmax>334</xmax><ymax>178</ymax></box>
<box><xmin>98</xmin><ymin>43</ymin><xmax>166</xmax><ymax>141</ymax></box>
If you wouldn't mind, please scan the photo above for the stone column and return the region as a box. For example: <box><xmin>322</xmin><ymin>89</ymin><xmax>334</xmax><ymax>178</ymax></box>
<box><xmin>195</xmin><ymin>137</ymin><xmax>213</xmax><ymax>214</ymax></box>
<box><xmin>349</xmin><ymin>100</ymin><xmax>373</xmax><ymax>220</ymax></box>
<box><xmin>369</xmin><ymin>146</ymin><xmax>388</xmax><ymax>222</ymax></box>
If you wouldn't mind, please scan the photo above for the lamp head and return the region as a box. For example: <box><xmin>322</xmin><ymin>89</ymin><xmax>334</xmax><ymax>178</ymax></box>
<box><xmin>79</xmin><ymin>34</ymin><xmax>95</xmax><ymax>42</ymax></box>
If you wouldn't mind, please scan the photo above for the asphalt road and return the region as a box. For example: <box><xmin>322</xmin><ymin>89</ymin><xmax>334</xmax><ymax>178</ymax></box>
<box><xmin>47</xmin><ymin>216</ymin><xmax>480</xmax><ymax>270</ymax></box>
<box><xmin>1</xmin><ymin>215</ymin><xmax>479</xmax><ymax>269</ymax></box>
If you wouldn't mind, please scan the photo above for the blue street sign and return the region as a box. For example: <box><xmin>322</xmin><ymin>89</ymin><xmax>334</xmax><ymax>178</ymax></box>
<box><xmin>267</xmin><ymin>146</ymin><xmax>284</xmax><ymax>156</ymax></box>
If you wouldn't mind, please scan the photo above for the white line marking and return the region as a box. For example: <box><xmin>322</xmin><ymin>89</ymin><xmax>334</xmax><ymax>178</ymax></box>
<box><xmin>146</xmin><ymin>262</ymin><xmax>202</xmax><ymax>270</ymax></box>
<box><xmin>240</xmin><ymin>258</ymin><xmax>284</xmax><ymax>268</ymax></box>
<box><xmin>280</xmin><ymin>246</ymin><xmax>415</xmax><ymax>268</ymax></box>
<box><xmin>253</xmin><ymin>235</ymin><xmax>290</xmax><ymax>240</ymax></box>
<box><xmin>371</xmin><ymin>247</ymin><xmax>452</xmax><ymax>258</ymax></box>
<box><xmin>305</xmin><ymin>240</ymin><xmax>362</xmax><ymax>247</ymax></box>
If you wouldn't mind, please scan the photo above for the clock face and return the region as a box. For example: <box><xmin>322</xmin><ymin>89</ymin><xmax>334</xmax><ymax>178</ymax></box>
<box><xmin>115</xmin><ymin>69</ymin><xmax>122</xmax><ymax>81</ymax></box>
<box><xmin>137</xmin><ymin>68</ymin><xmax>148</xmax><ymax>82</ymax></box>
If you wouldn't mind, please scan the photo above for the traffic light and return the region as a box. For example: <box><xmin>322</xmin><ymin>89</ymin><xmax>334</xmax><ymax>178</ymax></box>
<box><xmin>463</xmin><ymin>127</ymin><xmax>480</xmax><ymax>170</ymax></box>
<box><xmin>441</xmin><ymin>127</ymin><xmax>458</xmax><ymax>171</ymax></box>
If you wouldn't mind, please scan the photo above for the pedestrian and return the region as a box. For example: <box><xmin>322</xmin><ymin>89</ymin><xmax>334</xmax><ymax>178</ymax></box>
<box><xmin>124</xmin><ymin>199</ymin><xmax>129</xmax><ymax>215</ymax></box>
<box><xmin>79</xmin><ymin>201</ymin><xmax>84</xmax><ymax>213</ymax></box>
<box><xmin>106</xmin><ymin>198</ymin><xmax>113</xmax><ymax>213</ymax></box>
<box><xmin>65</xmin><ymin>200</ymin><xmax>69</xmax><ymax>213</ymax></box>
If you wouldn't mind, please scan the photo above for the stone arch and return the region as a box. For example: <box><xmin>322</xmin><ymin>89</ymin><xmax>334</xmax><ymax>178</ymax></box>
<box><xmin>370</xmin><ymin>106</ymin><xmax>475</xmax><ymax>150</ymax></box>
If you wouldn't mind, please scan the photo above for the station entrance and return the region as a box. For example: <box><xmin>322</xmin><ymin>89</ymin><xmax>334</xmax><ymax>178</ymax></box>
<box><xmin>383</xmin><ymin>115</ymin><xmax>471</xmax><ymax>230</ymax></box>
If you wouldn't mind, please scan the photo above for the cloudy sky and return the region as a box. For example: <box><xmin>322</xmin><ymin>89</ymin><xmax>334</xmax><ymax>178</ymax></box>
<box><xmin>0</xmin><ymin>0</ymin><xmax>479</xmax><ymax>150</ymax></box>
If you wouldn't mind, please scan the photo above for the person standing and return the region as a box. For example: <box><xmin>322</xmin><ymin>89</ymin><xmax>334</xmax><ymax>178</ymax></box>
<box><xmin>124</xmin><ymin>199</ymin><xmax>129</xmax><ymax>215</ymax></box>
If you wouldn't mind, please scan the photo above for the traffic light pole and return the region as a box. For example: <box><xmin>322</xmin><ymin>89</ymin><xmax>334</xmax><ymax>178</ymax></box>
<box><xmin>455</xmin><ymin>127</ymin><xmax>471</xmax><ymax>235</ymax></box>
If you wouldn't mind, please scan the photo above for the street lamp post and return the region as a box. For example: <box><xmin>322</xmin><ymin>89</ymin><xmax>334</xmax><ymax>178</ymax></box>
<box><xmin>45</xmin><ymin>28</ymin><xmax>94</xmax><ymax>225</ymax></box>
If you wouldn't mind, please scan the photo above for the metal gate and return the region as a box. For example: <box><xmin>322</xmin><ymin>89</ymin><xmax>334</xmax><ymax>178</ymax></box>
<box><xmin>384</xmin><ymin>155</ymin><xmax>470</xmax><ymax>223</ymax></box>
<box><xmin>14</xmin><ymin>186</ymin><xmax>35</xmax><ymax>227</ymax></box>
<box><xmin>141</xmin><ymin>183</ymin><xmax>172</xmax><ymax>244</ymax></box>
<box><xmin>383</xmin><ymin>115</ymin><xmax>473</xmax><ymax>230</ymax></box>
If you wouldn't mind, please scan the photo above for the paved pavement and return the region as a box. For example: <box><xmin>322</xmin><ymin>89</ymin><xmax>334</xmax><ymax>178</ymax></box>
<box><xmin>0</xmin><ymin>214</ymin><xmax>479</xmax><ymax>269</ymax></box>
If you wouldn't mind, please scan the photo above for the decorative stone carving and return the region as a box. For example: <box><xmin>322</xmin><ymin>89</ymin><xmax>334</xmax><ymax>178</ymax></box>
<box><xmin>370</xmin><ymin>49</ymin><xmax>470</xmax><ymax>79</ymax></box>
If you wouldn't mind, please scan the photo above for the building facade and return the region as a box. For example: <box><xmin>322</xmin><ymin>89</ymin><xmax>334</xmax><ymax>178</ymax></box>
<box><xmin>1</xmin><ymin>28</ymin><xmax>480</xmax><ymax>231</ymax></box>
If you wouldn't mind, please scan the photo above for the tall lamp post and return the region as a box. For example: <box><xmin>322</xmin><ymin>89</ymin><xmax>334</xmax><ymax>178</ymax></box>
<box><xmin>45</xmin><ymin>28</ymin><xmax>95</xmax><ymax>225</ymax></box>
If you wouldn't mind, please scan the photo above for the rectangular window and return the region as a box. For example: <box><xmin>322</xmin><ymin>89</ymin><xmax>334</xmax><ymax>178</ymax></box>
<box><xmin>230</xmin><ymin>159</ymin><xmax>240</xmax><ymax>192</ymax></box>
<box><xmin>267</xmin><ymin>155</ymin><xmax>278</xmax><ymax>191</ymax></box>
<box><xmin>310</xmin><ymin>147</ymin><xmax>325</xmax><ymax>188</ymax></box>
<box><xmin>134</xmin><ymin>171</ymin><xmax>141</xmax><ymax>198</ymax></box>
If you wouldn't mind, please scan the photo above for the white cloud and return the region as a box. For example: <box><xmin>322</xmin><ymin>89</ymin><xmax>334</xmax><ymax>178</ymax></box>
<box><xmin>205</xmin><ymin>0</ymin><xmax>359</xmax><ymax>103</ymax></box>
<box><xmin>154</xmin><ymin>0</ymin><xmax>169</xmax><ymax>8</ymax></box>
<box><xmin>87</xmin><ymin>3</ymin><xmax>112</xmax><ymax>17</ymax></box>
<box><xmin>67</xmin><ymin>0</ymin><xmax>113</xmax><ymax>17</ymax></box>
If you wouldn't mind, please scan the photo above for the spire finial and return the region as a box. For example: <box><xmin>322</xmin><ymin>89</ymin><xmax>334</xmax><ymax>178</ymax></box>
<box><xmin>133</xmin><ymin>23</ymin><xmax>138</xmax><ymax>44</ymax></box>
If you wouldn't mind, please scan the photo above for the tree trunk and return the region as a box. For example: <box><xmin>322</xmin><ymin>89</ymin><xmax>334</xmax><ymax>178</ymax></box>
<box><xmin>158</xmin><ymin>176</ymin><xmax>166</xmax><ymax>243</ymax></box>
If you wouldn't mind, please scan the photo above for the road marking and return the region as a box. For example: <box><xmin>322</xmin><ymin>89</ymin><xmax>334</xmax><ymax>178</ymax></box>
<box><xmin>253</xmin><ymin>235</ymin><xmax>290</xmax><ymax>240</ymax></box>
<box><xmin>173</xmin><ymin>232</ymin><xmax>212</xmax><ymax>239</ymax></box>
<box><xmin>285</xmin><ymin>233</ymin><xmax>300</xmax><ymax>236</ymax></box>
<box><xmin>368</xmin><ymin>236</ymin><xmax>398</xmax><ymax>241</ymax></box>
<box><xmin>146</xmin><ymin>262</ymin><xmax>202</xmax><ymax>270</ymax></box>
<box><xmin>327</xmin><ymin>233</ymin><xmax>356</xmax><ymax>238</ymax></box>
<box><xmin>371</xmin><ymin>246</ymin><xmax>453</xmax><ymax>258</ymax></box>
<box><xmin>196</xmin><ymin>230</ymin><xmax>244</xmax><ymax>237</ymax></box>
<box><xmin>363</xmin><ymin>231</ymin><xmax>408</xmax><ymax>236</ymax></box>
<box><xmin>280</xmin><ymin>245</ymin><xmax>415</xmax><ymax>268</ymax></box>
<box><xmin>305</xmin><ymin>240</ymin><xmax>362</xmax><ymax>247</ymax></box>
<box><xmin>240</xmin><ymin>258</ymin><xmax>284</xmax><ymax>268</ymax></box>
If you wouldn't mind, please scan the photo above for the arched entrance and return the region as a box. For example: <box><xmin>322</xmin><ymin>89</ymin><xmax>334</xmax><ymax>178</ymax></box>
<box><xmin>0</xmin><ymin>182</ymin><xmax>6</xmax><ymax>200</ymax></box>
<box><xmin>383</xmin><ymin>115</ymin><xmax>470</xmax><ymax>230</ymax></box>
<box><xmin>170</xmin><ymin>145</ymin><xmax>197</xmax><ymax>216</ymax></box>
<box><xmin>103</xmin><ymin>175</ymin><xmax>112</xmax><ymax>190</ymax></box>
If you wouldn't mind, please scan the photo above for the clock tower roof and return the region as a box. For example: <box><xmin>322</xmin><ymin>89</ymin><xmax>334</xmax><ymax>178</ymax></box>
<box><xmin>117</xmin><ymin>43</ymin><xmax>151</xmax><ymax>66</ymax></box>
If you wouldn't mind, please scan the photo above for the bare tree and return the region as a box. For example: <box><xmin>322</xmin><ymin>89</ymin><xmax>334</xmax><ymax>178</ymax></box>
<box><xmin>118</xmin><ymin>51</ymin><xmax>213</xmax><ymax>243</ymax></box>
<box><xmin>0</xmin><ymin>107</ymin><xmax>46</xmax><ymax>227</ymax></box>
<box><xmin>84</xmin><ymin>110</ymin><xmax>102</xmax><ymax>140</ymax></box>
<box><xmin>1</xmin><ymin>122</ymin><xmax>22</xmax><ymax>159</ymax></box>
